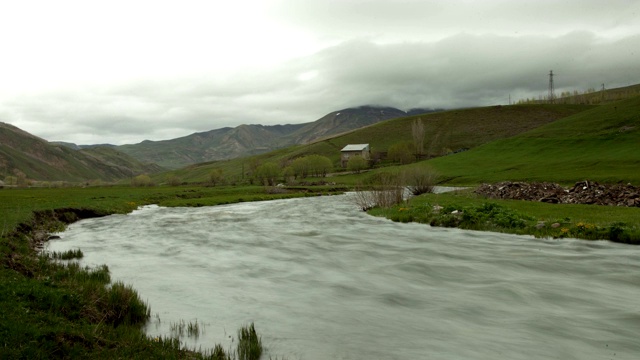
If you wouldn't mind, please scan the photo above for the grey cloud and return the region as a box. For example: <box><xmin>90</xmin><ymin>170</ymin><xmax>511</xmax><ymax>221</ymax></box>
<box><xmin>271</xmin><ymin>0</ymin><xmax>640</xmax><ymax>41</ymax></box>
<box><xmin>1</xmin><ymin>30</ymin><xmax>638</xmax><ymax>145</ymax></box>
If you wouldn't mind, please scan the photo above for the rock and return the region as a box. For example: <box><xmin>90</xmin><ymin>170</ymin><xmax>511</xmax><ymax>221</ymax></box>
<box><xmin>535</xmin><ymin>222</ymin><xmax>546</xmax><ymax>229</ymax></box>
<box><xmin>551</xmin><ymin>223</ymin><xmax>561</xmax><ymax>228</ymax></box>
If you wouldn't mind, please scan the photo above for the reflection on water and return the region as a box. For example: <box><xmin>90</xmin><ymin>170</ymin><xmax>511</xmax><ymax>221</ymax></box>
<box><xmin>48</xmin><ymin>195</ymin><xmax>640</xmax><ymax>359</ymax></box>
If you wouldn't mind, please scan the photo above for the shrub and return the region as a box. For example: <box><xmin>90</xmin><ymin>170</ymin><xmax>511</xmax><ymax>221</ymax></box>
<box><xmin>166</xmin><ymin>175</ymin><xmax>182</xmax><ymax>186</ymax></box>
<box><xmin>347</xmin><ymin>155</ymin><xmax>368</xmax><ymax>173</ymax></box>
<box><xmin>353</xmin><ymin>171</ymin><xmax>404</xmax><ymax>210</ymax></box>
<box><xmin>131</xmin><ymin>174</ymin><xmax>153</xmax><ymax>187</ymax></box>
<box><xmin>388</xmin><ymin>142</ymin><xmax>414</xmax><ymax>164</ymax></box>
<box><xmin>209</xmin><ymin>169</ymin><xmax>225</xmax><ymax>186</ymax></box>
<box><xmin>402</xmin><ymin>166</ymin><xmax>439</xmax><ymax>196</ymax></box>
<box><xmin>254</xmin><ymin>162</ymin><xmax>280</xmax><ymax>186</ymax></box>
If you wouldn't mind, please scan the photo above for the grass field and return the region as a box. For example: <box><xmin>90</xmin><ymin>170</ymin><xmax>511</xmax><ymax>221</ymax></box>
<box><xmin>427</xmin><ymin>96</ymin><xmax>640</xmax><ymax>185</ymax></box>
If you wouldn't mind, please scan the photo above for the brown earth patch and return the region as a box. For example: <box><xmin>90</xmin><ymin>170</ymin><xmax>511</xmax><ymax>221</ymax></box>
<box><xmin>475</xmin><ymin>180</ymin><xmax>640</xmax><ymax>207</ymax></box>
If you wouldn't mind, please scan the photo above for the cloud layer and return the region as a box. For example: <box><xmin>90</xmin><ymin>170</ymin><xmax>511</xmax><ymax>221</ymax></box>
<box><xmin>1</xmin><ymin>1</ymin><xmax>638</xmax><ymax>145</ymax></box>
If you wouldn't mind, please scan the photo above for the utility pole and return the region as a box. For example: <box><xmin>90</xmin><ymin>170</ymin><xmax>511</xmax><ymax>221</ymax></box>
<box><xmin>548</xmin><ymin>70</ymin><xmax>555</xmax><ymax>104</ymax></box>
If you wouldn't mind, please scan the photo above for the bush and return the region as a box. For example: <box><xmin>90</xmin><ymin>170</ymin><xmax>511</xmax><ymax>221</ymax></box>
<box><xmin>209</xmin><ymin>169</ymin><xmax>225</xmax><ymax>186</ymax></box>
<box><xmin>166</xmin><ymin>175</ymin><xmax>182</xmax><ymax>186</ymax></box>
<box><xmin>131</xmin><ymin>174</ymin><xmax>153</xmax><ymax>187</ymax></box>
<box><xmin>353</xmin><ymin>171</ymin><xmax>404</xmax><ymax>210</ymax></box>
<box><xmin>347</xmin><ymin>155</ymin><xmax>368</xmax><ymax>173</ymax></box>
<box><xmin>388</xmin><ymin>142</ymin><xmax>414</xmax><ymax>164</ymax></box>
<box><xmin>254</xmin><ymin>162</ymin><xmax>280</xmax><ymax>186</ymax></box>
<box><xmin>402</xmin><ymin>167</ymin><xmax>439</xmax><ymax>196</ymax></box>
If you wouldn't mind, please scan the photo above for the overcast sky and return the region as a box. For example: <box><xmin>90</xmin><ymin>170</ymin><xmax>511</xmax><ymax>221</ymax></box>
<box><xmin>1</xmin><ymin>0</ymin><xmax>638</xmax><ymax>145</ymax></box>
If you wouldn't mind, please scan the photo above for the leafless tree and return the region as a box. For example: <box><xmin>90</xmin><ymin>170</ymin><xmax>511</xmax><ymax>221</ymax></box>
<box><xmin>412</xmin><ymin>118</ymin><xmax>425</xmax><ymax>158</ymax></box>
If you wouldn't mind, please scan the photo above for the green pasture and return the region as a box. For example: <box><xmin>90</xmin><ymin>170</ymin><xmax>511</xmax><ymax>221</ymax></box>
<box><xmin>428</xmin><ymin>96</ymin><xmax>640</xmax><ymax>185</ymax></box>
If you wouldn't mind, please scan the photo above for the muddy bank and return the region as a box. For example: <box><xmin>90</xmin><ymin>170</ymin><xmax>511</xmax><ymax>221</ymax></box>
<box><xmin>475</xmin><ymin>180</ymin><xmax>640</xmax><ymax>207</ymax></box>
<box><xmin>13</xmin><ymin>208</ymin><xmax>110</xmax><ymax>250</ymax></box>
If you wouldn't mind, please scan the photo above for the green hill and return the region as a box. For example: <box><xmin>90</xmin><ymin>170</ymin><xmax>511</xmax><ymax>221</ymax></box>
<box><xmin>156</xmin><ymin>104</ymin><xmax>593</xmax><ymax>183</ymax></box>
<box><xmin>428</xmin><ymin>95</ymin><xmax>640</xmax><ymax>185</ymax></box>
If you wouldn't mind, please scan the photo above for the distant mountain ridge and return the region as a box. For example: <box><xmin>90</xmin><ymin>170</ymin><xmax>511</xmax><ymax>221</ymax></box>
<box><xmin>0</xmin><ymin>122</ymin><xmax>163</xmax><ymax>183</ymax></box>
<box><xmin>116</xmin><ymin>106</ymin><xmax>439</xmax><ymax>169</ymax></box>
<box><xmin>0</xmin><ymin>105</ymin><xmax>439</xmax><ymax>181</ymax></box>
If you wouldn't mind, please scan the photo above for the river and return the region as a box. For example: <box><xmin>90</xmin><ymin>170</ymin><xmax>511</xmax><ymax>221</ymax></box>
<box><xmin>47</xmin><ymin>194</ymin><xmax>640</xmax><ymax>359</ymax></box>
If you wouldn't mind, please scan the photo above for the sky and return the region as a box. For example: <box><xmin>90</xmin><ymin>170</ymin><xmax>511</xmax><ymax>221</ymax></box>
<box><xmin>1</xmin><ymin>0</ymin><xmax>638</xmax><ymax>145</ymax></box>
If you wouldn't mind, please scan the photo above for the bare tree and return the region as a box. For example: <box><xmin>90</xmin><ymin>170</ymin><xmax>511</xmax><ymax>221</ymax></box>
<box><xmin>402</xmin><ymin>166</ymin><xmax>439</xmax><ymax>196</ymax></box>
<box><xmin>412</xmin><ymin>118</ymin><xmax>425</xmax><ymax>159</ymax></box>
<box><xmin>351</xmin><ymin>172</ymin><xmax>404</xmax><ymax>211</ymax></box>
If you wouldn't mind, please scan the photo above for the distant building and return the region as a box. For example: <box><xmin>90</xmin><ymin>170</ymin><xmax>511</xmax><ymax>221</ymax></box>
<box><xmin>340</xmin><ymin>144</ymin><xmax>370</xmax><ymax>168</ymax></box>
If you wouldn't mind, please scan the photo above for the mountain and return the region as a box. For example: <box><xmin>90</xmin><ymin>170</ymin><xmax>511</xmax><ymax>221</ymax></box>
<box><xmin>117</xmin><ymin>106</ymin><xmax>439</xmax><ymax>169</ymax></box>
<box><xmin>156</xmin><ymin>103</ymin><xmax>594</xmax><ymax>184</ymax></box>
<box><xmin>0</xmin><ymin>122</ymin><xmax>163</xmax><ymax>183</ymax></box>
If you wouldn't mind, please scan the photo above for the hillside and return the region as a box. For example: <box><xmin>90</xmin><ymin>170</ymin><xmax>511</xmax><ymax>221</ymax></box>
<box><xmin>0</xmin><ymin>122</ymin><xmax>163</xmax><ymax>183</ymax></box>
<box><xmin>427</xmin><ymin>95</ymin><xmax>640</xmax><ymax>185</ymax></box>
<box><xmin>117</xmin><ymin>106</ymin><xmax>438</xmax><ymax>169</ymax></box>
<box><xmin>157</xmin><ymin>103</ymin><xmax>593</xmax><ymax>183</ymax></box>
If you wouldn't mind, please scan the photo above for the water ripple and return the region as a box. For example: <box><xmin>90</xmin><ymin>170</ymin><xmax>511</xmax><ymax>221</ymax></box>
<box><xmin>49</xmin><ymin>195</ymin><xmax>640</xmax><ymax>360</ymax></box>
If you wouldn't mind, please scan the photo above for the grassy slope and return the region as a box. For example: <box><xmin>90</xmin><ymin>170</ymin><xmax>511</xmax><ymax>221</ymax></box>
<box><xmin>428</xmin><ymin>96</ymin><xmax>640</xmax><ymax>185</ymax></box>
<box><xmin>157</xmin><ymin>104</ymin><xmax>592</xmax><ymax>183</ymax></box>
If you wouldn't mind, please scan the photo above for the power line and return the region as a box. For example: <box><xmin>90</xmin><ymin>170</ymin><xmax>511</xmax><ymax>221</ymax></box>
<box><xmin>548</xmin><ymin>70</ymin><xmax>555</xmax><ymax>104</ymax></box>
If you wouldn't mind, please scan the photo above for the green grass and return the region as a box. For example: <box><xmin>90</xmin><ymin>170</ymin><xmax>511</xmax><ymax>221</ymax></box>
<box><xmin>48</xmin><ymin>248</ymin><xmax>84</xmax><ymax>260</ymax></box>
<box><xmin>427</xmin><ymin>96</ymin><xmax>640</xmax><ymax>185</ymax></box>
<box><xmin>370</xmin><ymin>189</ymin><xmax>640</xmax><ymax>244</ymax></box>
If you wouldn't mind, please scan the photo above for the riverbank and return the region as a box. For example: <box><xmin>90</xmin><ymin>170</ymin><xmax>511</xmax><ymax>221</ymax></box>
<box><xmin>369</xmin><ymin>187</ymin><xmax>640</xmax><ymax>244</ymax></box>
<box><xmin>1</xmin><ymin>185</ymin><xmax>334</xmax><ymax>358</ymax></box>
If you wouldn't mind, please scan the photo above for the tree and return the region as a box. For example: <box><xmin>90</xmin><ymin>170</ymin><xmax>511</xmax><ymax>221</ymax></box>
<box><xmin>388</xmin><ymin>142</ymin><xmax>414</xmax><ymax>164</ymax></box>
<box><xmin>131</xmin><ymin>174</ymin><xmax>153</xmax><ymax>187</ymax></box>
<box><xmin>282</xmin><ymin>166</ymin><xmax>295</xmax><ymax>184</ymax></box>
<box><xmin>166</xmin><ymin>175</ymin><xmax>182</xmax><ymax>186</ymax></box>
<box><xmin>291</xmin><ymin>157</ymin><xmax>310</xmax><ymax>179</ymax></box>
<box><xmin>347</xmin><ymin>155</ymin><xmax>367</xmax><ymax>173</ymax></box>
<box><xmin>412</xmin><ymin>118</ymin><xmax>425</xmax><ymax>158</ymax></box>
<box><xmin>307</xmin><ymin>155</ymin><xmax>333</xmax><ymax>177</ymax></box>
<box><xmin>209</xmin><ymin>169</ymin><xmax>224</xmax><ymax>186</ymax></box>
<box><xmin>255</xmin><ymin>162</ymin><xmax>280</xmax><ymax>186</ymax></box>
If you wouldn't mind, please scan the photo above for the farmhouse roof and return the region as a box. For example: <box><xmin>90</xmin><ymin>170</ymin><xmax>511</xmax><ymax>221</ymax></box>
<box><xmin>341</xmin><ymin>144</ymin><xmax>369</xmax><ymax>152</ymax></box>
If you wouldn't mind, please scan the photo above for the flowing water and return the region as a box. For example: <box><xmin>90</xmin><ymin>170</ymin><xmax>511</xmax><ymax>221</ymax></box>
<box><xmin>47</xmin><ymin>194</ymin><xmax>640</xmax><ymax>359</ymax></box>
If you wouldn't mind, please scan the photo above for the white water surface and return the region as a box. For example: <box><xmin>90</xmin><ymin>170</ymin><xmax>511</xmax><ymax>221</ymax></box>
<box><xmin>48</xmin><ymin>194</ymin><xmax>640</xmax><ymax>359</ymax></box>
